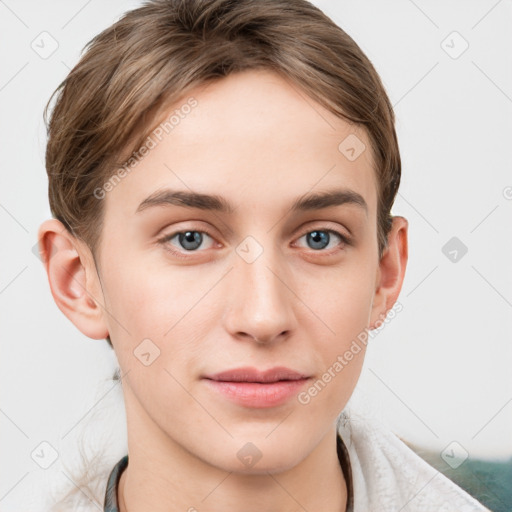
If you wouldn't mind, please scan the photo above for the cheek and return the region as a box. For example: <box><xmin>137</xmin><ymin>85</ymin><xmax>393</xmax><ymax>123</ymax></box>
<box><xmin>297</xmin><ymin>292</ymin><xmax>371</xmax><ymax>418</ymax></box>
<box><xmin>102</xmin><ymin>255</ymin><xmax>191</xmax><ymax>330</ymax></box>
<box><xmin>101</xmin><ymin>258</ymin><xmax>211</xmax><ymax>374</ymax></box>
<box><xmin>298</xmin><ymin>258</ymin><xmax>375</xmax><ymax>397</ymax></box>
<box><xmin>299</xmin><ymin>252</ymin><xmax>377</xmax><ymax>336</ymax></box>
<box><xmin>315</xmin><ymin>286</ymin><xmax>372</xmax><ymax>381</ymax></box>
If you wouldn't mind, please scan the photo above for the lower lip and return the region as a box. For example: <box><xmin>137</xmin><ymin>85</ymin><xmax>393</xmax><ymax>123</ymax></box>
<box><xmin>203</xmin><ymin>378</ymin><xmax>310</xmax><ymax>408</ymax></box>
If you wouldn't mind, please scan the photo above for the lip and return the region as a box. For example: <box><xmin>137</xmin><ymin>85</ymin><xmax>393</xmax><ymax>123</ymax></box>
<box><xmin>202</xmin><ymin>366</ymin><xmax>311</xmax><ymax>408</ymax></box>
<box><xmin>204</xmin><ymin>366</ymin><xmax>309</xmax><ymax>383</ymax></box>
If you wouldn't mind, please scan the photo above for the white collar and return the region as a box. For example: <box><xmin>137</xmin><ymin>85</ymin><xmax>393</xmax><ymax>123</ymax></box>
<box><xmin>337</xmin><ymin>406</ymin><xmax>491</xmax><ymax>511</ymax></box>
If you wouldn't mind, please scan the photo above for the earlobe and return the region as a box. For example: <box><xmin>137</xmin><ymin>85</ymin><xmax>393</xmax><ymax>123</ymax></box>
<box><xmin>369</xmin><ymin>216</ymin><xmax>408</xmax><ymax>329</ymax></box>
<box><xmin>37</xmin><ymin>219</ymin><xmax>109</xmax><ymax>340</ymax></box>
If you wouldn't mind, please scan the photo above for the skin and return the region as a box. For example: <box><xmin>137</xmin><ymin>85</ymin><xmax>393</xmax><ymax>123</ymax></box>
<box><xmin>39</xmin><ymin>68</ymin><xmax>408</xmax><ymax>512</ymax></box>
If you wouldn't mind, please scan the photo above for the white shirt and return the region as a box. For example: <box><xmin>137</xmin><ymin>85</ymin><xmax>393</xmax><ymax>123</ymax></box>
<box><xmin>337</xmin><ymin>407</ymin><xmax>491</xmax><ymax>511</ymax></box>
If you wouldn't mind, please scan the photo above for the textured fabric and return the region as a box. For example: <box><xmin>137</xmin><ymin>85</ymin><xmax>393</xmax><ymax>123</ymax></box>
<box><xmin>103</xmin><ymin>454</ymin><xmax>128</xmax><ymax>512</ymax></box>
<box><xmin>336</xmin><ymin>407</ymin><xmax>491</xmax><ymax>512</ymax></box>
<box><xmin>103</xmin><ymin>407</ymin><xmax>489</xmax><ymax>511</ymax></box>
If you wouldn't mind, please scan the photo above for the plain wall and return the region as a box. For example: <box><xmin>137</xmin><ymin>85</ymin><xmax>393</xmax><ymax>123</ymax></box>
<box><xmin>1</xmin><ymin>0</ymin><xmax>511</xmax><ymax>510</ymax></box>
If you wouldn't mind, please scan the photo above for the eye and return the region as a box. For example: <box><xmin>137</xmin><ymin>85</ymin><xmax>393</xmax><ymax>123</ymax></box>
<box><xmin>157</xmin><ymin>226</ymin><xmax>351</xmax><ymax>260</ymax></box>
<box><xmin>158</xmin><ymin>229</ymin><xmax>216</xmax><ymax>257</ymax></box>
<box><xmin>294</xmin><ymin>228</ymin><xmax>350</xmax><ymax>252</ymax></box>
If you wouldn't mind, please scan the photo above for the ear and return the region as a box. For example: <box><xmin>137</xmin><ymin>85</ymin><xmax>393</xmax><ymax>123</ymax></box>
<box><xmin>369</xmin><ymin>216</ymin><xmax>408</xmax><ymax>328</ymax></box>
<box><xmin>37</xmin><ymin>218</ymin><xmax>109</xmax><ymax>340</ymax></box>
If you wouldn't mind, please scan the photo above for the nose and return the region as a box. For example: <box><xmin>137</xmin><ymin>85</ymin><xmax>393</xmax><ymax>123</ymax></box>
<box><xmin>222</xmin><ymin>239</ymin><xmax>297</xmax><ymax>345</ymax></box>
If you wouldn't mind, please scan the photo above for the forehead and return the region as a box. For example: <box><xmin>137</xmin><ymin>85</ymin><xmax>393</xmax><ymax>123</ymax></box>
<box><xmin>105</xmin><ymin>68</ymin><xmax>377</xmax><ymax>221</ymax></box>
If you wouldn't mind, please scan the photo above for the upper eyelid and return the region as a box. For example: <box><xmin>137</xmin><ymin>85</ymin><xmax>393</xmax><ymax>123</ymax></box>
<box><xmin>294</xmin><ymin>222</ymin><xmax>352</xmax><ymax>244</ymax></box>
<box><xmin>159</xmin><ymin>224</ymin><xmax>351</xmax><ymax>250</ymax></box>
<box><xmin>159</xmin><ymin>222</ymin><xmax>349</xmax><ymax>239</ymax></box>
<box><xmin>296</xmin><ymin>224</ymin><xmax>349</xmax><ymax>237</ymax></box>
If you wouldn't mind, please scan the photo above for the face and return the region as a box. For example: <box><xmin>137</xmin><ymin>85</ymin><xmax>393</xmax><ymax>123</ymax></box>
<box><xmin>92</xmin><ymin>69</ymin><xmax>383</xmax><ymax>472</ymax></box>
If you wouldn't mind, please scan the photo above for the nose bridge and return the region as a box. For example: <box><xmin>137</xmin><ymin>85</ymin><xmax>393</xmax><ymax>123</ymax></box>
<box><xmin>225</xmin><ymin>233</ymin><xmax>295</xmax><ymax>342</ymax></box>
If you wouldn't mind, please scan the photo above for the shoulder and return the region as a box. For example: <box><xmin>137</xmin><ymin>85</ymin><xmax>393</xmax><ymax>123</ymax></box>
<box><xmin>337</xmin><ymin>408</ymin><xmax>491</xmax><ymax>512</ymax></box>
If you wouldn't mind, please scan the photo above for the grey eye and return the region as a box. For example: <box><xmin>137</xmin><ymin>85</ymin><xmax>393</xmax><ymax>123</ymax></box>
<box><xmin>167</xmin><ymin>231</ymin><xmax>214</xmax><ymax>251</ymax></box>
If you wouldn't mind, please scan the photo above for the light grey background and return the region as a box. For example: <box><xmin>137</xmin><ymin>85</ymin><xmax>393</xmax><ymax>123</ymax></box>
<box><xmin>1</xmin><ymin>0</ymin><xmax>511</xmax><ymax>510</ymax></box>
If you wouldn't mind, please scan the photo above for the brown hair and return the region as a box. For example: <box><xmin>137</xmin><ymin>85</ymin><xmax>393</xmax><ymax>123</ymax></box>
<box><xmin>45</xmin><ymin>0</ymin><xmax>400</xmax><ymax>255</ymax></box>
<box><xmin>44</xmin><ymin>2</ymin><xmax>400</xmax><ymax>506</ymax></box>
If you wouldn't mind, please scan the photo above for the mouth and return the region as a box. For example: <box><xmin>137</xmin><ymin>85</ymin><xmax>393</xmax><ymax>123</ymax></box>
<box><xmin>202</xmin><ymin>366</ymin><xmax>311</xmax><ymax>408</ymax></box>
<box><xmin>203</xmin><ymin>366</ymin><xmax>310</xmax><ymax>383</ymax></box>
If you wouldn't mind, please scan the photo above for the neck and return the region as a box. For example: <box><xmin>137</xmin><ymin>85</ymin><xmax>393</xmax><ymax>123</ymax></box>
<box><xmin>117</xmin><ymin>388</ymin><xmax>347</xmax><ymax>512</ymax></box>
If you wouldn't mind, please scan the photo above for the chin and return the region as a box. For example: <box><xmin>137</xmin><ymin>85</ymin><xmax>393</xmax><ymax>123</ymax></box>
<box><xmin>204</xmin><ymin>435</ymin><xmax>306</xmax><ymax>475</ymax></box>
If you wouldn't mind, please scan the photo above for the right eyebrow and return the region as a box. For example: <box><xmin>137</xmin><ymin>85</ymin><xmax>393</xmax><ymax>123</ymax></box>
<box><xmin>135</xmin><ymin>189</ymin><xmax>235</xmax><ymax>214</ymax></box>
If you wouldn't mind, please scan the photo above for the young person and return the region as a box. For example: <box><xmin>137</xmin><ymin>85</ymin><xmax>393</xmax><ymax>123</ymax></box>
<box><xmin>38</xmin><ymin>0</ymin><xmax>491</xmax><ymax>510</ymax></box>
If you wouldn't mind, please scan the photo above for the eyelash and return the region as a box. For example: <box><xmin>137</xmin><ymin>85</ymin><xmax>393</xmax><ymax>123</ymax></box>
<box><xmin>157</xmin><ymin>225</ymin><xmax>352</xmax><ymax>260</ymax></box>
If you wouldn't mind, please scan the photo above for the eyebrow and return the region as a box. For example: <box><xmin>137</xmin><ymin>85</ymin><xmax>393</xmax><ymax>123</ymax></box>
<box><xmin>135</xmin><ymin>187</ymin><xmax>368</xmax><ymax>215</ymax></box>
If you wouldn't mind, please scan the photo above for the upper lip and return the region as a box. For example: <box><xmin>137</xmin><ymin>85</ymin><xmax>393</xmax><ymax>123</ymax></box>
<box><xmin>204</xmin><ymin>366</ymin><xmax>310</xmax><ymax>383</ymax></box>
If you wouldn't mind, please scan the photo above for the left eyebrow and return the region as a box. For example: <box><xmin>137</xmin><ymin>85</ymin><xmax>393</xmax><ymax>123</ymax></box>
<box><xmin>291</xmin><ymin>189</ymin><xmax>368</xmax><ymax>214</ymax></box>
<box><xmin>135</xmin><ymin>187</ymin><xmax>368</xmax><ymax>215</ymax></box>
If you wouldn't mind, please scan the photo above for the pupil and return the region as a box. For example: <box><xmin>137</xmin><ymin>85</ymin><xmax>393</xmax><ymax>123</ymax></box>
<box><xmin>180</xmin><ymin>231</ymin><xmax>202</xmax><ymax>250</ymax></box>
<box><xmin>308</xmin><ymin>230</ymin><xmax>329</xmax><ymax>250</ymax></box>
